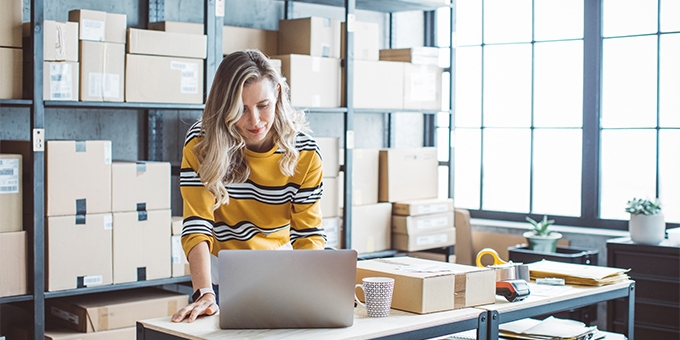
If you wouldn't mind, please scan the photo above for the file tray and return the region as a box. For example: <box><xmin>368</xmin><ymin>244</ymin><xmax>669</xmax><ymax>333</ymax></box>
<box><xmin>508</xmin><ymin>246</ymin><xmax>599</xmax><ymax>265</ymax></box>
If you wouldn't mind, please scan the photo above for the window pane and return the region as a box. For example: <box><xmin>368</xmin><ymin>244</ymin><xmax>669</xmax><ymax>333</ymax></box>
<box><xmin>603</xmin><ymin>0</ymin><xmax>658</xmax><ymax>37</ymax></box>
<box><xmin>482</xmin><ymin>129</ymin><xmax>530</xmax><ymax>212</ymax></box>
<box><xmin>454</xmin><ymin>128</ymin><xmax>481</xmax><ymax>209</ymax></box>
<box><xmin>602</xmin><ymin>36</ymin><xmax>658</xmax><ymax>128</ymax></box>
<box><xmin>532</xmin><ymin>129</ymin><xmax>582</xmax><ymax>217</ymax></box>
<box><xmin>600</xmin><ymin>129</ymin><xmax>657</xmax><ymax>220</ymax></box>
<box><xmin>456</xmin><ymin>0</ymin><xmax>482</xmax><ymax>46</ymax></box>
<box><xmin>484</xmin><ymin>44</ymin><xmax>532</xmax><ymax>127</ymax></box>
<box><xmin>455</xmin><ymin>46</ymin><xmax>482</xmax><ymax>128</ymax></box>
<box><xmin>483</xmin><ymin>0</ymin><xmax>532</xmax><ymax>44</ymax></box>
<box><xmin>442</xmin><ymin>70</ymin><xmax>450</xmax><ymax>108</ymax></box>
<box><xmin>661</xmin><ymin>0</ymin><xmax>680</xmax><ymax>32</ymax></box>
<box><xmin>534</xmin><ymin>41</ymin><xmax>584</xmax><ymax>128</ymax></box>
<box><xmin>437</xmin><ymin>126</ymin><xmax>450</xmax><ymax>162</ymax></box>
<box><xmin>660</xmin><ymin>34</ymin><xmax>680</xmax><ymax>127</ymax></box>
<box><xmin>436</xmin><ymin>112</ymin><xmax>450</xmax><ymax>128</ymax></box>
<box><xmin>660</xmin><ymin>130</ymin><xmax>680</xmax><ymax>223</ymax></box>
<box><xmin>436</xmin><ymin>7</ymin><xmax>451</xmax><ymax>48</ymax></box>
<box><xmin>534</xmin><ymin>0</ymin><xmax>583</xmax><ymax>40</ymax></box>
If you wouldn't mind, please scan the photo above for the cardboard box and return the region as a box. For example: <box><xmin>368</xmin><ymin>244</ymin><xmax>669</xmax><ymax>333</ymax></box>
<box><xmin>0</xmin><ymin>231</ymin><xmax>27</xmax><ymax>297</ymax></box>
<box><xmin>149</xmin><ymin>21</ymin><xmax>204</xmax><ymax>35</ymax></box>
<box><xmin>43</xmin><ymin>61</ymin><xmax>79</xmax><ymax>101</ymax></box>
<box><xmin>22</xmin><ymin>21</ymin><xmax>79</xmax><ymax>62</ymax></box>
<box><xmin>68</xmin><ymin>9</ymin><xmax>127</xmax><ymax>44</ymax></box>
<box><xmin>171</xmin><ymin>215</ymin><xmax>183</xmax><ymax>235</ymax></box>
<box><xmin>320</xmin><ymin>176</ymin><xmax>339</xmax><ymax>218</ymax></box>
<box><xmin>0</xmin><ymin>0</ymin><xmax>22</xmax><ymax>48</ymax></box>
<box><xmin>125</xmin><ymin>54</ymin><xmax>204</xmax><ymax>104</ymax></box>
<box><xmin>278</xmin><ymin>17</ymin><xmax>341</xmax><ymax>58</ymax></box>
<box><xmin>112</xmin><ymin>210</ymin><xmax>171</xmax><ymax>284</ymax></box>
<box><xmin>270</xmin><ymin>58</ymin><xmax>282</xmax><ymax>76</ymax></box>
<box><xmin>223</xmin><ymin>25</ymin><xmax>278</xmax><ymax>56</ymax></box>
<box><xmin>408</xmin><ymin>251</ymin><xmax>455</xmax><ymax>263</ymax></box>
<box><xmin>392</xmin><ymin>211</ymin><xmax>454</xmax><ymax>235</ymax></box>
<box><xmin>380</xmin><ymin>47</ymin><xmax>441</xmax><ymax>66</ymax></box>
<box><xmin>127</xmin><ymin>28</ymin><xmax>206</xmax><ymax>59</ymax></box>
<box><xmin>12</xmin><ymin>326</ymin><xmax>136</xmax><ymax>340</ymax></box>
<box><xmin>350</xmin><ymin>202</ymin><xmax>391</xmax><ymax>254</ymax></box>
<box><xmin>0</xmin><ymin>47</ymin><xmax>22</xmax><ymax>99</ymax></box>
<box><xmin>0</xmin><ymin>154</ymin><xmax>22</xmax><ymax>233</ymax></box>
<box><xmin>323</xmin><ymin>217</ymin><xmax>341</xmax><ymax>249</ymax></box>
<box><xmin>343</xmin><ymin>60</ymin><xmax>404</xmax><ymax>109</ymax></box>
<box><xmin>340</xmin><ymin>148</ymin><xmax>380</xmax><ymax>206</ymax></box>
<box><xmin>355</xmin><ymin>256</ymin><xmax>495</xmax><ymax>314</ymax></box>
<box><xmin>379</xmin><ymin>148</ymin><xmax>438</xmax><ymax>203</ymax></box>
<box><xmin>46</xmin><ymin>213</ymin><xmax>113</xmax><ymax>291</ymax></box>
<box><xmin>171</xmin><ymin>234</ymin><xmax>190</xmax><ymax>277</ymax></box>
<box><xmin>392</xmin><ymin>228</ymin><xmax>456</xmax><ymax>252</ymax></box>
<box><xmin>47</xmin><ymin>288</ymin><xmax>188</xmax><ymax>332</ymax></box>
<box><xmin>79</xmin><ymin>41</ymin><xmax>125</xmax><ymax>102</ymax></box>
<box><xmin>0</xmin><ymin>141</ymin><xmax>31</xmax><ymax>230</ymax></box>
<box><xmin>316</xmin><ymin>137</ymin><xmax>339</xmax><ymax>178</ymax></box>
<box><xmin>341</xmin><ymin>21</ymin><xmax>379</xmax><ymax>61</ymax></box>
<box><xmin>403</xmin><ymin>63</ymin><xmax>443</xmax><ymax>111</ymax></box>
<box><xmin>274</xmin><ymin>54</ymin><xmax>341</xmax><ymax>108</ymax></box>
<box><xmin>46</xmin><ymin>140</ymin><xmax>112</xmax><ymax>216</ymax></box>
<box><xmin>111</xmin><ymin>161</ymin><xmax>171</xmax><ymax>212</ymax></box>
<box><xmin>392</xmin><ymin>198</ymin><xmax>454</xmax><ymax>216</ymax></box>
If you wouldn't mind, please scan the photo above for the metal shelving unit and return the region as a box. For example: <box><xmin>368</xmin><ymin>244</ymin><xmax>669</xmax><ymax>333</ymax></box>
<box><xmin>1</xmin><ymin>1</ymin><xmax>455</xmax><ymax>338</ymax></box>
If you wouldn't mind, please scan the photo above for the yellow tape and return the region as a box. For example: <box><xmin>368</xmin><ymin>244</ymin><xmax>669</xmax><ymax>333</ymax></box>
<box><xmin>475</xmin><ymin>248</ymin><xmax>507</xmax><ymax>267</ymax></box>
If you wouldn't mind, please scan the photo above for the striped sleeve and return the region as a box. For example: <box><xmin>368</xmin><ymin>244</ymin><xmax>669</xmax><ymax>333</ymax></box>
<box><xmin>290</xmin><ymin>134</ymin><xmax>326</xmax><ymax>250</ymax></box>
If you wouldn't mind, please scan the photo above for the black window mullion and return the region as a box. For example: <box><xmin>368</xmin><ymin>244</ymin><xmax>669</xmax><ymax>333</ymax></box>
<box><xmin>655</xmin><ymin>0</ymin><xmax>662</xmax><ymax>200</ymax></box>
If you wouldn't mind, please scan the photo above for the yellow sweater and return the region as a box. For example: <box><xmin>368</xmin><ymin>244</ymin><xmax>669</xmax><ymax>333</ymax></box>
<box><xmin>180</xmin><ymin>120</ymin><xmax>326</xmax><ymax>257</ymax></box>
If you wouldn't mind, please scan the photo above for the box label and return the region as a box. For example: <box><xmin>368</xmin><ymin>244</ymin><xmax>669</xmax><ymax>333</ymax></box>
<box><xmin>410</xmin><ymin>72</ymin><xmax>436</xmax><ymax>102</ymax></box>
<box><xmin>416</xmin><ymin>233</ymin><xmax>448</xmax><ymax>246</ymax></box>
<box><xmin>49</xmin><ymin>63</ymin><xmax>73</xmax><ymax>100</ymax></box>
<box><xmin>103</xmin><ymin>214</ymin><xmax>113</xmax><ymax>230</ymax></box>
<box><xmin>170</xmin><ymin>61</ymin><xmax>199</xmax><ymax>94</ymax></box>
<box><xmin>417</xmin><ymin>203</ymin><xmax>449</xmax><ymax>215</ymax></box>
<box><xmin>103</xmin><ymin>141</ymin><xmax>112</xmax><ymax>164</ymax></box>
<box><xmin>416</xmin><ymin>216</ymin><xmax>448</xmax><ymax>230</ymax></box>
<box><xmin>81</xmin><ymin>19</ymin><xmax>105</xmax><ymax>41</ymax></box>
<box><xmin>51</xmin><ymin>306</ymin><xmax>79</xmax><ymax>325</ymax></box>
<box><xmin>171</xmin><ymin>235</ymin><xmax>183</xmax><ymax>264</ymax></box>
<box><xmin>88</xmin><ymin>72</ymin><xmax>120</xmax><ymax>98</ymax></box>
<box><xmin>83</xmin><ymin>275</ymin><xmax>103</xmax><ymax>286</ymax></box>
<box><xmin>0</xmin><ymin>158</ymin><xmax>19</xmax><ymax>194</ymax></box>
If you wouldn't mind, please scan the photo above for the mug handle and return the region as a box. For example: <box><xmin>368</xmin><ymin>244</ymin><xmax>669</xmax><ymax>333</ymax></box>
<box><xmin>354</xmin><ymin>284</ymin><xmax>366</xmax><ymax>309</ymax></box>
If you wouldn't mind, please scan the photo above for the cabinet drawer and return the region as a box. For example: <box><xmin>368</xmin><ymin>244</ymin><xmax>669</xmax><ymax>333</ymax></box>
<box><xmin>612</xmin><ymin>320</ymin><xmax>680</xmax><ymax>339</ymax></box>
<box><xmin>611</xmin><ymin>299</ymin><xmax>679</xmax><ymax>329</ymax></box>
<box><xmin>612</xmin><ymin>250</ymin><xmax>679</xmax><ymax>278</ymax></box>
<box><xmin>633</xmin><ymin>276</ymin><xmax>680</xmax><ymax>302</ymax></box>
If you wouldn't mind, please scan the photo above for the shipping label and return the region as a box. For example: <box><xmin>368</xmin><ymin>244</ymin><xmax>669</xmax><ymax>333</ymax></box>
<box><xmin>171</xmin><ymin>61</ymin><xmax>199</xmax><ymax>94</ymax></box>
<box><xmin>0</xmin><ymin>158</ymin><xmax>19</xmax><ymax>194</ymax></box>
<box><xmin>88</xmin><ymin>72</ymin><xmax>120</xmax><ymax>99</ymax></box>
<box><xmin>81</xmin><ymin>19</ymin><xmax>105</xmax><ymax>41</ymax></box>
<box><xmin>416</xmin><ymin>233</ymin><xmax>448</xmax><ymax>246</ymax></box>
<box><xmin>410</xmin><ymin>72</ymin><xmax>436</xmax><ymax>102</ymax></box>
<box><xmin>49</xmin><ymin>63</ymin><xmax>73</xmax><ymax>100</ymax></box>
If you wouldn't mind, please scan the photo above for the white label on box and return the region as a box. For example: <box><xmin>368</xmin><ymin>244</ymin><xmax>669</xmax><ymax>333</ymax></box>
<box><xmin>417</xmin><ymin>203</ymin><xmax>449</xmax><ymax>214</ymax></box>
<box><xmin>410</xmin><ymin>72</ymin><xmax>436</xmax><ymax>102</ymax></box>
<box><xmin>171</xmin><ymin>61</ymin><xmax>199</xmax><ymax>94</ymax></box>
<box><xmin>323</xmin><ymin>218</ymin><xmax>339</xmax><ymax>247</ymax></box>
<box><xmin>81</xmin><ymin>19</ymin><xmax>105</xmax><ymax>41</ymax></box>
<box><xmin>103</xmin><ymin>141</ymin><xmax>112</xmax><ymax>164</ymax></box>
<box><xmin>171</xmin><ymin>235</ymin><xmax>184</xmax><ymax>264</ymax></box>
<box><xmin>88</xmin><ymin>73</ymin><xmax>120</xmax><ymax>98</ymax></box>
<box><xmin>0</xmin><ymin>158</ymin><xmax>20</xmax><ymax>194</ymax></box>
<box><xmin>416</xmin><ymin>233</ymin><xmax>448</xmax><ymax>246</ymax></box>
<box><xmin>83</xmin><ymin>275</ymin><xmax>103</xmax><ymax>286</ymax></box>
<box><xmin>416</xmin><ymin>216</ymin><xmax>448</xmax><ymax>230</ymax></box>
<box><xmin>311</xmin><ymin>57</ymin><xmax>321</xmax><ymax>73</ymax></box>
<box><xmin>51</xmin><ymin>307</ymin><xmax>79</xmax><ymax>325</ymax></box>
<box><xmin>216</xmin><ymin>0</ymin><xmax>225</xmax><ymax>17</ymax></box>
<box><xmin>49</xmin><ymin>63</ymin><xmax>73</xmax><ymax>100</ymax></box>
<box><xmin>103</xmin><ymin>213</ymin><xmax>113</xmax><ymax>230</ymax></box>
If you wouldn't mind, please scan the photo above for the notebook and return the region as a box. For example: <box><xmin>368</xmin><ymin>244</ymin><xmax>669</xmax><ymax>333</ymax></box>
<box><xmin>218</xmin><ymin>249</ymin><xmax>358</xmax><ymax>329</ymax></box>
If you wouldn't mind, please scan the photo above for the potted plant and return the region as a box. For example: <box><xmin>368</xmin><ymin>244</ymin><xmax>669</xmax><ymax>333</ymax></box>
<box><xmin>523</xmin><ymin>215</ymin><xmax>562</xmax><ymax>252</ymax></box>
<box><xmin>626</xmin><ymin>197</ymin><xmax>665</xmax><ymax>244</ymax></box>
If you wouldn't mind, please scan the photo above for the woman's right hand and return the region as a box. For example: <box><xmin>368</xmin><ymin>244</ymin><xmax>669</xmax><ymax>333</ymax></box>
<box><xmin>171</xmin><ymin>292</ymin><xmax>219</xmax><ymax>323</ymax></box>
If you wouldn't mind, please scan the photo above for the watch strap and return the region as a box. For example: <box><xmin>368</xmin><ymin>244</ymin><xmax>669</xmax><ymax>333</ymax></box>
<box><xmin>192</xmin><ymin>287</ymin><xmax>215</xmax><ymax>302</ymax></box>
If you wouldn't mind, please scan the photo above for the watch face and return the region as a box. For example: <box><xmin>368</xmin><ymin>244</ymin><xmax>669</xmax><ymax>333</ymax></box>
<box><xmin>192</xmin><ymin>290</ymin><xmax>201</xmax><ymax>302</ymax></box>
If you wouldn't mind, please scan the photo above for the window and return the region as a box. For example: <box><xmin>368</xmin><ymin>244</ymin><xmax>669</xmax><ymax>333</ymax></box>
<box><xmin>451</xmin><ymin>0</ymin><xmax>680</xmax><ymax>228</ymax></box>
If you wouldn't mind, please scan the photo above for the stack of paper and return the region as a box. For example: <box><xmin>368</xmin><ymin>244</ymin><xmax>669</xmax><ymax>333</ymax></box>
<box><xmin>527</xmin><ymin>260</ymin><xmax>630</xmax><ymax>286</ymax></box>
<box><xmin>499</xmin><ymin>316</ymin><xmax>598</xmax><ymax>340</ymax></box>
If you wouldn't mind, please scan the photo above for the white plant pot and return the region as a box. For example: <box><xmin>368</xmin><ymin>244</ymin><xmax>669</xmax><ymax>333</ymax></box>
<box><xmin>629</xmin><ymin>213</ymin><xmax>665</xmax><ymax>244</ymax></box>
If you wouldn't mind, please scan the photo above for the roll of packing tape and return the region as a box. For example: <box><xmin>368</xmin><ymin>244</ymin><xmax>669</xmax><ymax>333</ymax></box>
<box><xmin>492</xmin><ymin>265</ymin><xmax>517</xmax><ymax>281</ymax></box>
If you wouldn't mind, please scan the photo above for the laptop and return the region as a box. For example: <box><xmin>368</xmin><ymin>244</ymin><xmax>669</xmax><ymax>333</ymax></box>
<box><xmin>218</xmin><ymin>249</ymin><xmax>358</xmax><ymax>329</ymax></box>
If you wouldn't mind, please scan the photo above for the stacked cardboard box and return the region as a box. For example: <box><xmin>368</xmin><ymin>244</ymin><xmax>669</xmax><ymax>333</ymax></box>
<box><xmin>0</xmin><ymin>0</ymin><xmax>22</xmax><ymax>99</ymax></box>
<box><xmin>379</xmin><ymin>47</ymin><xmax>444</xmax><ymax>111</ymax></box>
<box><xmin>42</xmin><ymin>288</ymin><xmax>188</xmax><ymax>339</ymax></box>
<box><xmin>69</xmin><ymin>10</ymin><xmax>127</xmax><ymax>102</ymax></box>
<box><xmin>111</xmin><ymin>161</ymin><xmax>171</xmax><ymax>283</ymax></box>
<box><xmin>379</xmin><ymin>147</ymin><xmax>439</xmax><ymax>203</ymax></box>
<box><xmin>316</xmin><ymin>137</ymin><xmax>341</xmax><ymax>248</ymax></box>
<box><xmin>0</xmin><ymin>153</ymin><xmax>26</xmax><ymax>298</ymax></box>
<box><xmin>223</xmin><ymin>25</ymin><xmax>278</xmax><ymax>57</ymax></box>
<box><xmin>125</xmin><ymin>26</ymin><xmax>206</xmax><ymax>103</ymax></box>
<box><xmin>391</xmin><ymin>198</ymin><xmax>455</xmax><ymax>252</ymax></box>
<box><xmin>274</xmin><ymin>17</ymin><xmax>342</xmax><ymax>108</ymax></box>
<box><xmin>170</xmin><ymin>216</ymin><xmax>190</xmax><ymax>277</ymax></box>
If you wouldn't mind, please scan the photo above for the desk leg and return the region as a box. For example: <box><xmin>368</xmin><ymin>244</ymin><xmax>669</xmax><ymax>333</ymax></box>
<box><xmin>627</xmin><ymin>282</ymin><xmax>635</xmax><ymax>340</ymax></box>
<box><xmin>485</xmin><ymin>310</ymin><xmax>499</xmax><ymax>340</ymax></box>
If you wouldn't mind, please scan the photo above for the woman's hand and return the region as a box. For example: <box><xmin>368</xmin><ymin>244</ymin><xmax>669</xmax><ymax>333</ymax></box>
<box><xmin>171</xmin><ymin>292</ymin><xmax>219</xmax><ymax>323</ymax></box>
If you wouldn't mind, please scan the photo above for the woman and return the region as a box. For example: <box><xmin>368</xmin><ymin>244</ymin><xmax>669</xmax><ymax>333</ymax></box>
<box><xmin>172</xmin><ymin>50</ymin><xmax>326</xmax><ymax>323</ymax></box>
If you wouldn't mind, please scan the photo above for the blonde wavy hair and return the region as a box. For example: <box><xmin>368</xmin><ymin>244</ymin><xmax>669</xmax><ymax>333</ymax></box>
<box><xmin>195</xmin><ymin>50</ymin><xmax>309</xmax><ymax>210</ymax></box>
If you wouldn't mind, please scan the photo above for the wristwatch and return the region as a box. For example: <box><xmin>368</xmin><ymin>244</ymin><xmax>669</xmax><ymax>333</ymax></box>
<box><xmin>192</xmin><ymin>287</ymin><xmax>215</xmax><ymax>302</ymax></box>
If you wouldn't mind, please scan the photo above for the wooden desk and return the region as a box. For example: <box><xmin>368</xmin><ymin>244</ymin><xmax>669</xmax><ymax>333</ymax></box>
<box><xmin>474</xmin><ymin>280</ymin><xmax>636</xmax><ymax>340</ymax></box>
<box><xmin>137</xmin><ymin>307</ymin><xmax>488</xmax><ymax>340</ymax></box>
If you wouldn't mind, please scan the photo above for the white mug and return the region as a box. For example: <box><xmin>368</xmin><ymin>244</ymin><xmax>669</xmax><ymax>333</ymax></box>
<box><xmin>354</xmin><ymin>277</ymin><xmax>395</xmax><ymax>317</ymax></box>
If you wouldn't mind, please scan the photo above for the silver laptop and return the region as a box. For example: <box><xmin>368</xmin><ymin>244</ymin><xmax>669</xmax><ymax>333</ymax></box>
<box><xmin>218</xmin><ymin>249</ymin><xmax>358</xmax><ymax>329</ymax></box>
